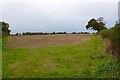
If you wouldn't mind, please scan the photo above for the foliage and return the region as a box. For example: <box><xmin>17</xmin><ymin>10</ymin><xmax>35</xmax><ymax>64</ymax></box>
<box><xmin>99</xmin><ymin>22</ymin><xmax>120</xmax><ymax>57</ymax></box>
<box><xmin>22</xmin><ymin>32</ymin><xmax>68</xmax><ymax>35</ymax></box>
<box><xmin>2</xmin><ymin>35</ymin><xmax>118</xmax><ymax>78</ymax></box>
<box><xmin>14</xmin><ymin>32</ymin><xmax>90</xmax><ymax>36</ymax></box>
<box><xmin>22</xmin><ymin>32</ymin><xmax>49</xmax><ymax>35</ymax></box>
<box><xmin>72</xmin><ymin>32</ymin><xmax>89</xmax><ymax>34</ymax></box>
<box><xmin>0</xmin><ymin>22</ymin><xmax>11</xmax><ymax>38</ymax></box>
<box><xmin>86</xmin><ymin>17</ymin><xmax>107</xmax><ymax>33</ymax></box>
<box><xmin>94</xmin><ymin>58</ymin><xmax>118</xmax><ymax>78</ymax></box>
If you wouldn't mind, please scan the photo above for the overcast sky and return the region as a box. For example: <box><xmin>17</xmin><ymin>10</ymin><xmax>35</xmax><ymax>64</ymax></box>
<box><xmin>1</xmin><ymin>0</ymin><xmax>119</xmax><ymax>34</ymax></box>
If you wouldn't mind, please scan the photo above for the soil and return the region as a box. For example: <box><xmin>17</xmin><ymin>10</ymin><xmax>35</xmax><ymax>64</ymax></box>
<box><xmin>5</xmin><ymin>34</ymin><xmax>91</xmax><ymax>48</ymax></box>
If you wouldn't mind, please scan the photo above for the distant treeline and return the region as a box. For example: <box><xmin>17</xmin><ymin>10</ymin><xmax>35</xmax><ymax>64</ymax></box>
<box><xmin>12</xmin><ymin>32</ymin><xmax>90</xmax><ymax>36</ymax></box>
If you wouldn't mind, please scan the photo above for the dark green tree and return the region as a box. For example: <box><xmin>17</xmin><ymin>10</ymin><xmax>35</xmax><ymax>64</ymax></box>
<box><xmin>0</xmin><ymin>21</ymin><xmax>11</xmax><ymax>38</ymax></box>
<box><xmin>86</xmin><ymin>17</ymin><xmax>107</xmax><ymax>33</ymax></box>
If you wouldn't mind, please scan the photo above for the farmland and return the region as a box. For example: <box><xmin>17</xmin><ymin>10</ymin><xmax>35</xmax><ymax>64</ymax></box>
<box><xmin>5</xmin><ymin>34</ymin><xmax>90</xmax><ymax>48</ymax></box>
<box><xmin>2</xmin><ymin>34</ymin><xmax>118</xmax><ymax>78</ymax></box>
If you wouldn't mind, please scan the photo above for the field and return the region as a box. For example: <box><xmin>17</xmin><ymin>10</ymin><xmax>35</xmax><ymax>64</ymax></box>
<box><xmin>5</xmin><ymin>34</ymin><xmax>90</xmax><ymax>48</ymax></box>
<box><xmin>2</xmin><ymin>34</ymin><xmax>118</xmax><ymax>78</ymax></box>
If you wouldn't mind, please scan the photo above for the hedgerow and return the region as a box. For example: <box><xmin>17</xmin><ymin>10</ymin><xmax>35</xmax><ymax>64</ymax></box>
<box><xmin>99</xmin><ymin>22</ymin><xmax>120</xmax><ymax>57</ymax></box>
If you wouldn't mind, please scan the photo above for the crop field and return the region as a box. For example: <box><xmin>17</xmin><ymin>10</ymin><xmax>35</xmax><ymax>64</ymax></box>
<box><xmin>5</xmin><ymin>34</ymin><xmax>90</xmax><ymax>48</ymax></box>
<box><xmin>2</xmin><ymin>34</ymin><xmax>118</xmax><ymax>78</ymax></box>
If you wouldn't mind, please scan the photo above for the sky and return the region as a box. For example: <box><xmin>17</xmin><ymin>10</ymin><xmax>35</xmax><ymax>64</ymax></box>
<box><xmin>1</xmin><ymin>0</ymin><xmax>119</xmax><ymax>34</ymax></box>
<box><xmin>118</xmin><ymin>1</ymin><xmax>120</xmax><ymax>20</ymax></box>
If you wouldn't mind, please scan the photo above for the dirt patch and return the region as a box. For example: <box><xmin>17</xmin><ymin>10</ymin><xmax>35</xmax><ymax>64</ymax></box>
<box><xmin>104</xmin><ymin>38</ymin><xmax>119</xmax><ymax>56</ymax></box>
<box><xmin>5</xmin><ymin>34</ymin><xmax>91</xmax><ymax>48</ymax></box>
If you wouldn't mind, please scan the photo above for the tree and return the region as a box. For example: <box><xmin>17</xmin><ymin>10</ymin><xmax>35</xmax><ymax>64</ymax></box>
<box><xmin>86</xmin><ymin>17</ymin><xmax>107</xmax><ymax>33</ymax></box>
<box><xmin>0</xmin><ymin>21</ymin><xmax>11</xmax><ymax>38</ymax></box>
<box><xmin>15</xmin><ymin>33</ymin><xmax>19</xmax><ymax>36</ymax></box>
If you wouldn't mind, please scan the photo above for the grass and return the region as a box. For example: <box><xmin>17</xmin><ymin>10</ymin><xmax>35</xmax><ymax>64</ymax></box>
<box><xmin>2</xmin><ymin>35</ymin><xmax>119</xmax><ymax>78</ymax></box>
<box><xmin>0</xmin><ymin>38</ymin><xmax>2</xmax><ymax>78</ymax></box>
<box><xmin>0</xmin><ymin>31</ymin><xmax>2</xmax><ymax>78</ymax></box>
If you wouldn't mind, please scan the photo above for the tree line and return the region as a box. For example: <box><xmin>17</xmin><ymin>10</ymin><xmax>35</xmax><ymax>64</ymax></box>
<box><xmin>13</xmin><ymin>31</ymin><xmax>90</xmax><ymax>36</ymax></box>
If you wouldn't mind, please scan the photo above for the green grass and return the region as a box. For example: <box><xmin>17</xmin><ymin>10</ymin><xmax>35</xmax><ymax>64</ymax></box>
<box><xmin>0</xmin><ymin>33</ymin><xmax>1</xmax><ymax>79</ymax></box>
<box><xmin>0</xmin><ymin>38</ymin><xmax>2</xmax><ymax>78</ymax></box>
<box><xmin>2</xmin><ymin>37</ymin><xmax>8</xmax><ymax>48</ymax></box>
<box><xmin>2</xmin><ymin>35</ymin><xmax>118</xmax><ymax>78</ymax></box>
